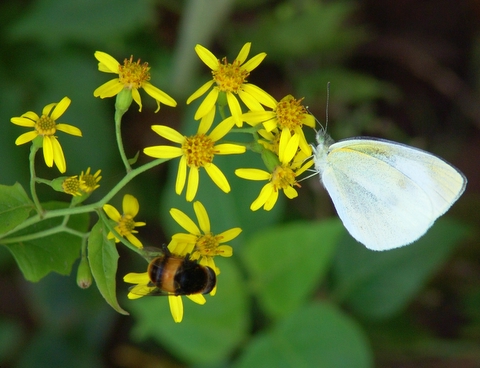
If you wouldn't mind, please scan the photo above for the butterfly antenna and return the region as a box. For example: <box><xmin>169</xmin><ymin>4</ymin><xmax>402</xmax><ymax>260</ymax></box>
<box><xmin>325</xmin><ymin>82</ymin><xmax>330</xmax><ymax>133</ymax></box>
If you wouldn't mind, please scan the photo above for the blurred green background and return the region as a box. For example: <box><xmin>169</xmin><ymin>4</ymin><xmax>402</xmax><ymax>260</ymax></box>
<box><xmin>0</xmin><ymin>0</ymin><xmax>479</xmax><ymax>367</ymax></box>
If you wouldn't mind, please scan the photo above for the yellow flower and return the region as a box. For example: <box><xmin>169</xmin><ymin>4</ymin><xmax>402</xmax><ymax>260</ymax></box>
<box><xmin>79</xmin><ymin>167</ymin><xmax>102</xmax><ymax>193</ymax></box>
<box><xmin>143</xmin><ymin>119</ymin><xmax>246</xmax><ymax>201</ymax></box>
<box><xmin>123</xmin><ymin>271</ymin><xmax>206</xmax><ymax>323</ymax></box>
<box><xmin>236</xmin><ymin>129</ymin><xmax>313</xmax><ymax>211</ymax></box>
<box><xmin>93</xmin><ymin>51</ymin><xmax>177</xmax><ymax>112</ymax></box>
<box><xmin>103</xmin><ymin>194</ymin><xmax>146</xmax><ymax>249</ymax></box>
<box><xmin>168</xmin><ymin>201</ymin><xmax>241</xmax><ymax>277</ymax></box>
<box><xmin>62</xmin><ymin>176</ymin><xmax>82</xmax><ymax>196</ymax></box>
<box><xmin>242</xmin><ymin>95</ymin><xmax>315</xmax><ymax>155</ymax></box>
<box><xmin>187</xmin><ymin>43</ymin><xmax>276</xmax><ymax>126</ymax></box>
<box><xmin>10</xmin><ymin>97</ymin><xmax>82</xmax><ymax>173</ymax></box>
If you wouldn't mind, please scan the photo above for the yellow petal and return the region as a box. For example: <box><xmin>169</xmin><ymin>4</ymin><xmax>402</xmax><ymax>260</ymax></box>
<box><xmin>195</xmin><ymin>44</ymin><xmax>219</xmax><ymax>71</ymax></box>
<box><xmin>284</xmin><ymin>186</ymin><xmax>298</xmax><ymax>199</ymax></box>
<box><xmin>42</xmin><ymin>136</ymin><xmax>54</xmax><ymax>167</ymax></box>
<box><xmin>143</xmin><ymin>82</ymin><xmax>177</xmax><ymax>107</ymax></box>
<box><xmin>217</xmin><ymin>227</ymin><xmax>242</xmax><ymax>242</ymax></box>
<box><xmin>15</xmin><ymin>131</ymin><xmax>38</xmax><ymax>145</ymax></box>
<box><xmin>123</xmin><ymin>272</ymin><xmax>150</xmax><ymax>284</ymax></box>
<box><xmin>242</xmin><ymin>84</ymin><xmax>277</xmax><ymax>109</ymax></box>
<box><xmin>21</xmin><ymin>111</ymin><xmax>40</xmax><ymax>122</ymax></box>
<box><xmin>186</xmin><ymin>166</ymin><xmax>199</xmax><ymax>201</ymax></box>
<box><xmin>170</xmin><ymin>208</ymin><xmax>200</xmax><ymax>235</ymax></box>
<box><xmin>198</xmin><ymin>106</ymin><xmax>216</xmax><ymax>134</ymax></box>
<box><xmin>56</xmin><ymin>124</ymin><xmax>82</xmax><ymax>137</ymax></box>
<box><xmin>238</xmin><ymin>90</ymin><xmax>264</xmax><ymax>112</ymax></box>
<box><xmin>11</xmin><ymin>116</ymin><xmax>36</xmax><ymax>127</ymax></box>
<box><xmin>132</xmin><ymin>88</ymin><xmax>143</xmax><ymax>112</ymax></box>
<box><xmin>186</xmin><ymin>293</ymin><xmax>206</xmax><ymax>305</ymax></box>
<box><xmin>235</xmin><ymin>168</ymin><xmax>270</xmax><ymax>181</ymax></box>
<box><xmin>50</xmin><ymin>97</ymin><xmax>71</xmax><ymax>120</ymax></box>
<box><xmin>235</xmin><ymin>42</ymin><xmax>251</xmax><ymax>64</ymax></box>
<box><xmin>150</xmin><ymin>125</ymin><xmax>185</xmax><ymax>144</ymax></box>
<box><xmin>204</xmin><ymin>163</ymin><xmax>230</xmax><ymax>193</ymax></box>
<box><xmin>216</xmin><ymin>245</ymin><xmax>233</xmax><ymax>257</ymax></box>
<box><xmin>209</xmin><ymin>116</ymin><xmax>235</xmax><ymax>142</ymax></box>
<box><xmin>126</xmin><ymin>233</ymin><xmax>144</xmax><ymax>249</ymax></box>
<box><xmin>175</xmin><ymin>156</ymin><xmax>187</xmax><ymax>195</ymax></box>
<box><xmin>168</xmin><ymin>295</ymin><xmax>184</xmax><ymax>323</ymax></box>
<box><xmin>226</xmin><ymin>93</ymin><xmax>242</xmax><ymax>126</ymax></box>
<box><xmin>194</xmin><ymin>88</ymin><xmax>218</xmax><ymax>120</ymax></box>
<box><xmin>193</xmin><ymin>201</ymin><xmax>210</xmax><ymax>234</ymax></box>
<box><xmin>187</xmin><ymin>80</ymin><xmax>215</xmax><ymax>104</ymax></box>
<box><xmin>251</xmin><ymin>183</ymin><xmax>273</xmax><ymax>211</ymax></box>
<box><xmin>103</xmin><ymin>204</ymin><xmax>122</xmax><ymax>222</ymax></box>
<box><xmin>123</xmin><ymin>194</ymin><xmax>140</xmax><ymax>217</ymax></box>
<box><xmin>95</xmin><ymin>51</ymin><xmax>120</xmax><ymax>73</ymax></box>
<box><xmin>242</xmin><ymin>52</ymin><xmax>266</xmax><ymax>72</ymax></box>
<box><xmin>264</xmin><ymin>187</ymin><xmax>279</xmax><ymax>211</ymax></box>
<box><xmin>50</xmin><ymin>136</ymin><xmax>66</xmax><ymax>173</ymax></box>
<box><xmin>93</xmin><ymin>79</ymin><xmax>123</xmax><ymax>98</ymax></box>
<box><xmin>143</xmin><ymin>146</ymin><xmax>183</xmax><ymax>159</ymax></box>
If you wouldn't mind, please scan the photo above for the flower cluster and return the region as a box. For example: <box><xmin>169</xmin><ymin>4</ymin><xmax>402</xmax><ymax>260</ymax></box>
<box><xmin>9</xmin><ymin>43</ymin><xmax>317</xmax><ymax>323</ymax></box>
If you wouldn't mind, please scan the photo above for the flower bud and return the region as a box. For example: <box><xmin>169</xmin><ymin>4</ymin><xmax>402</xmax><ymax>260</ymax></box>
<box><xmin>76</xmin><ymin>257</ymin><xmax>93</xmax><ymax>289</ymax></box>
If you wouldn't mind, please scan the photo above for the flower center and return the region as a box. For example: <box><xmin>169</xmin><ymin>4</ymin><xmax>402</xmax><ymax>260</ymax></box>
<box><xmin>62</xmin><ymin>176</ymin><xmax>81</xmax><ymax>196</ymax></box>
<box><xmin>36</xmin><ymin>115</ymin><xmax>56</xmax><ymax>136</ymax></box>
<box><xmin>271</xmin><ymin>165</ymin><xmax>298</xmax><ymax>191</ymax></box>
<box><xmin>80</xmin><ymin>173</ymin><xmax>97</xmax><ymax>193</ymax></box>
<box><xmin>118</xmin><ymin>56</ymin><xmax>151</xmax><ymax>89</ymax></box>
<box><xmin>118</xmin><ymin>215</ymin><xmax>136</xmax><ymax>235</ymax></box>
<box><xmin>196</xmin><ymin>233</ymin><xmax>221</xmax><ymax>256</ymax></box>
<box><xmin>182</xmin><ymin>134</ymin><xmax>215</xmax><ymax>167</ymax></box>
<box><xmin>275</xmin><ymin>96</ymin><xmax>307</xmax><ymax>131</ymax></box>
<box><xmin>212</xmin><ymin>58</ymin><xmax>249</xmax><ymax>94</ymax></box>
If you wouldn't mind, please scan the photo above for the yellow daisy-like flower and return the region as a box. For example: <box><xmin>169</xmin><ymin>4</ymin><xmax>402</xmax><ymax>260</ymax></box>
<box><xmin>236</xmin><ymin>129</ymin><xmax>313</xmax><ymax>211</ymax></box>
<box><xmin>79</xmin><ymin>167</ymin><xmax>102</xmax><ymax>193</ymax></box>
<box><xmin>168</xmin><ymin>201</ymin><xmax>241</xmax><ymax>276</ymax></box>
<box><xmin>103</xmin><ymin>194</ymin><xmax>146</xmax><ymax>249</ymax></box>
<box><xmin>123</xmin><ymin>271</ymin><xmax>206</xmax><ymax>323</ymax></box>
<box><xmin>62</xmin><ymin>176</ymin><xmax>82</xmax><ymax>196</ymax></box>
<box><xmin>93</xmin><ymin>51</ymin><xmax>177</xmax><ymax>113</ymax></box>
<box><xmin>143</xmin><ymin>119</ymin><xmax>246</xmax><ymax>201</ymax></box>
<box><xmin>10</xmin><ymin>97</ymin><xmax>82</xmax><ymax>173</ymax></box>
<box><xmin>187</xmin><ymin>42</ymin><xmax>276</xmax><ymax>127</ymax></box>
<box><xmin>243</xmin><ymin>95</ymin><xmax>315</xmax><ymax>155</ymax></box>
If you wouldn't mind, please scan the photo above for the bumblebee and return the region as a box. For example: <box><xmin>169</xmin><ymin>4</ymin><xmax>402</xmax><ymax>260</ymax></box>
<box><xmin>131</xmin><ymin>246</ymin><xmax>216</xmax><ymax>297</ymax></box>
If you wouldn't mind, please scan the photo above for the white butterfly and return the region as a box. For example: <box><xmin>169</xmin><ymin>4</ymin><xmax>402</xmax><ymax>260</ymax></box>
<box><xmin>313</xmin><ymin>129</ymin><xmax>467</xmax><ymax>251</ymax></box>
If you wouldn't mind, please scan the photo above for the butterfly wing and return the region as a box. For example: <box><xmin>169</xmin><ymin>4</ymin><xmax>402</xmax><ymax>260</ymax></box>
<box><xmin>321</xmin><ymin>138</ymin><xmax>466</xmax><ymax>250</ymax></box>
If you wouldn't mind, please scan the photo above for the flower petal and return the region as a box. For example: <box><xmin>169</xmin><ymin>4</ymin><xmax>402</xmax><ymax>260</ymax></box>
<box><xmin>186</xmin><ymin>293</ymin><xmax>206</xmax><ymax>305</ymax></box>
<box><xmin>150</xmin><ymin>125</ymin><xmax>185</xmax><ymax>144</ymax></box>
<box><xmin>242</xmin><ymin>52</ymin><xmax>266</xmax><ymax>72</ymax></box>
<box><xmin>132</xmin><ymin>88</ymin><xmax>143</xmax><ymax>112</ymax></box>
<box><xmin>93</xmin><ymin>79</ymin><xmax>123</xmax><ymax>98</ymax></box>
<box><xmin>123</xmin><ymin>272</ymin><xmax>150</xmax><ymax>284</ymax></box>
<box><xmin>103</xmin><ymin>204</ymin><xmax>122</xmax><ymax>222</ymax></box>
<box><xmin>126</xmin><ymin>233</ymin><xmax>144</xmax><ymax>249</ymax></box>
<box><xmin>11</xmin><ymin>116</ymin><xmax>36</xmax><ymax>127</ymax></box>
<box><xmin>195</xmin><ymin>44</ymin><xmax>219</xmax><ymax>71</ymax></box>
<box><xmin>193</xmin><ymin>201</ymin><xmax>210</xmax><ymax>234</ymax></box>
<box><xmin>235</xmin><ymin>168</ymin><xmax>270</xmax><ymax>181</ymax></box>
<box><xmin>123</xmin><ymin>194</ymin><xmax>140</xmax><ymax>217</ymax></box>
<box><xmin>95</xmin><ymin>51</ymin><xmax>120</xmax><ymax>73</ymax></box>
<box><xmin>15</xmin><ymin>131</ymin><xmax>38</xmax><ymax>145</ymax></box>
<box><xmin>50</xmin><ymin>136</ymin><xmax>66</xmax><ymax>173</ymax></box>
<box><xmin>216</xmin><ymin>245</ymin><xmax>233</xmax><ymax>257</ymax></box>
<box><xmin>251</xmin><ymin>183</ymin><xmax>273</xmax><ymax>211</ymax></box>
<box><xmin>42</xmin><ymin>136</ymin><xmax>54</xmax><ymax>167</ymax></box>
<box><xmin>242</xmin><ymin>84</ymin><xmax>277</xmax><ymax>109</ymax></box>
<box><xmin>175</xmin><ymin>156</ymin><xmax>187</xmax><ymax>195</ymax></box>
<box><xmin>198</xmin><ymin>106</ymin><xmax>216</xmax><ymax>134</ymax></box>
<box><xmin>50</xmin><ymin>97</ymin><xmax>71</xmax><ymax>120</ymax></box>
<box><xmin>209</xmin><ymin>117</ymin><xmax>235</xmax><ymax>142</ymax></box>
<box><xmin>284</xmin><ymin>186</ymin><xmax>298</xmax><ymax>199</ymax></box>
<box><xmin>143</xmin><ymin>145</ymin><xmax>183</xmax><ymax>159</ymax></box>
<box><xmin>143</xmin><ymin>82</ymin><xmax>177</xmax><ymax>107</ymax></box>
<box><xmin>187</xmin><ymin>80</ymin><xmax>215</xmax><ymax>104</ymax></box>
<box><xmin>226</xmin><ymin>93</ymin><xmax>242</xmax><ymax>126</ymax></box>
<box><xmin>217</xmin><ymin>227</ymin><xmax>242</xmax><ymax>243</ymax></box>
<box><xmin>186</xmin><ymin>166</ymin><xmax>200</xmax><ymax>201</ymax></box>
<box><xmin>56</xmin><ymin>124</ymin><xmax>82</xmax><ymax>137</ymax></box>
<box><xmin>264</xmin><ymin>188</ymin><xmax>279</xmax><ymax>211</ymax></box>
<box><xmin>168</xmin><ymin>295</ymin><xmax>184</xmax><ymax>323</ymax></box>
<box><xmin>194</xmin><ymin>88</ymin><xmax>219</xmax><ymax>120</ymax></box>
<box><xmin>236</xmin><ymin>42</ymin><xmax>251</xmax><ymax>64</ymax></box>
<box><xmin>170</xmin><ymin>208</ymin><xmax>200</xmax><ymax>235</ymax></box>
<box><xmin>204</xmin><ymin>163</ymin><xmax>230</xmax><ymax>193</ymax></box>
<box><xmin>238</xmin><ymin>90</ymin><xmax>264</xmax><ymax>112</ymax></box>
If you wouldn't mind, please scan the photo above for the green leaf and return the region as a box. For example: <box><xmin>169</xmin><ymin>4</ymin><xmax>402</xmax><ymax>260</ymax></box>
<box><xmin>4</xmin><ymin>201</ymin><xmax>88</xmax><ymax>282</ymax></box>
<box><xmin>128</xmin><ymin>257</ymin><xmax>249</xmax><ymax>366</ymax></box>
<box><xmin>88</xmin><ymin>219</ymin><xmax>128</xmax><ymax>315</ymax></box>
<box><xmin>235</xmin><ymin>302</ymin><xmax>373</xmax><ymax>368</ymax></box>
<box><xmin>0</xmin><ymin>182</ymin><xmax>34</xmax><ymax>235</ymax></box>
<box><xmin>332</xmin><ymin>218</ymin><xmax>471</xmax><ymax>319</ymax></box>
<box><xmin>240</xmin><ymin>219</ymin><xmax>343</xmax><ymax>319</ymax></box>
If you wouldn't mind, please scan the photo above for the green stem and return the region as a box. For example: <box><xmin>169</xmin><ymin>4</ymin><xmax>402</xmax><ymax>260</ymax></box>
<box><xmin>0</xmin><ymin>158</ymin><xmax>168</xmax><ymax>240</ymax></box>
<box><xmin>29</xmin><ymin>145</ymin><xmax>44</xmax><ymax>216</ymax></box>
<box><xmin>114</xmin><ymin>109</ymin><xmax>132</xmax><ymax>173</ymax></box>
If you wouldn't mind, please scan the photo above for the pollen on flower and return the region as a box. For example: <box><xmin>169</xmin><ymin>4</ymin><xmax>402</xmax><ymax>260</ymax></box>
<box><xmin>196</xmin><ymin>233</ymin><xmax>222</xmax><ymax>257</ymax></box>
<box><xmin>36</xmin><ymin>115</ymin><xmax>57</xmax><ymax>135</ymax></box>
<box><xmin>79</xmin><ymin>168</ymin><xmax>101</xmax><ymax>193</ymax></box>
<box><xmin>213</xmin><ymin>58</ymin><xmax>250</xmax><ymax>94</ymax></box>
<box><xmin>117</xmin><ymin>216</ymin><xmax>137</xmax><ymax>236</ymax></box>
<box><xmin>62</xmin><ymin>176</ymin><xmax>82</xmax><ymax>196</ymax></box>
<box><xmin>118</xmin><ymin>56</ymin><xmax>151</xmax><ymax>90</ymax></box>
<box><xmin>276</xmin><ymin>96</ymin><xmax>307</xmax><ymax>131</ymax></box>
<box><xmin>182</xmin><ymin>134</ymin><xmax>215</xmax><ymax>167</ymax></box>
<box><xmin>271</xmin><ymin>165</ymin><xmax>299</xmax><ymax>191</ymax></box>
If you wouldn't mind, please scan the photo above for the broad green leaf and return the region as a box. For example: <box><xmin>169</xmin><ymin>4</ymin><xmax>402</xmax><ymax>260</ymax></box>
<box><xmin>240</xmin><ymin>219</ymin><xmax>343</xmax><ymax>319</ymax></box>
<box><xmin>332</xmin><ymin>218</ymin><xmax>471</xmax><ymax>319</ymax></box>
<box><xmin>4</xmin><ymin>201</ymin><xmax>88</xmax><ymax>282</ymax></box>
<box><xmin>88</xmin><ymin>219</ymin><xmax>128</xmax><ymax>315</ymax></box>
<box><xmin>0</xmin><ymin>182</ymin><xmax>34</xmax><ymax>235</ymax></box>
<box><xmin>128</xmin><ymin>258</ymin><xmax>249</xmax><ymax>366</ymax></box>
<box><xmin>235</xmin><ymin>302</ymin><xmax>373</xmax><ymax>368</ymax></box>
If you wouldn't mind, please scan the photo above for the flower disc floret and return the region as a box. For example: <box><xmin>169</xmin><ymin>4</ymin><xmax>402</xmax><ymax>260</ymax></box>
<box><xmin>79</xmin><ymin>167</ymin><xmax>102</xmax><ymax>193</ymax></box>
